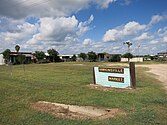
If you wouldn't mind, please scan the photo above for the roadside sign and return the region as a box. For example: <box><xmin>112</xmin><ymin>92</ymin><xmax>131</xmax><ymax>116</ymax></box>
<box><xmin>93</xmin><ymin>63</ymin><xmax>136</xmax><ymax>89</ymax></box>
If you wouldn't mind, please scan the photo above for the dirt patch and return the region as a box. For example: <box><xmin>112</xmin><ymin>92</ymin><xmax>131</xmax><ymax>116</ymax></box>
<box><xmin>89</xmin><ymin>84</ymin><xmax>141</xmax><ymax>92</ymax></box>
<box><xmin>102</xmin><ymin>63</ymin><xmax>129</xmax><ymax>67</ymax></box>
<box><xmin>137</xmin><ymin>64</ymin><xmax>167</xmax><ymax>91</ymax></box>
<box><xmin>31</xmin><ymin>101</ymin><xmax>125</xmax><ymax>119</ymax></box>
<box><xmin>72</xmin><ymin>64</ymin><xmax>84</xmax><ymax>66</ymax></box>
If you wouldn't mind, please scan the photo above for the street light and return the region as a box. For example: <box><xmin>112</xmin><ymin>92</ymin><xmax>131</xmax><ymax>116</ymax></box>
<box><xmin>123</xmin><ymin>41</ymin><xmax>132</xmax><ymax>52</ymax></box>
<box><xmin>123</xmin><ymin>41</ymin><xmax>133</xmax><ymax>62</ymax></box>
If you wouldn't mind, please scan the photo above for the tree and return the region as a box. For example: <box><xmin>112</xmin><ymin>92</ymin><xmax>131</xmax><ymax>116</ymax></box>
<box><xmin>47</xmin><ymin>49</ymin><xmax>59</xmax><ymax>62</ymax></box>
<box><xmin>110</xmin><ymin>55</ymin><xmax>121</xmax><ymax>62</ymax></box>
<box><xmin>122</xmin><ymin>52</ymin><xmax>133</xmax><ymax>62</ymax></box>
<box><xmin>87</xmin><ymin>51</ymin><xmax>97</xmax><ymax>62</ymax></box>
<box><xmin>2</xmin><ymin>49</ymin><xmax>11</xmax><ymax>64</ymax></box>
<box><xmin>15</xmin><ymin>45</ymin><xmax>20</xmax><ymax>53</ymax></box>
<box><xmin>35</xmin><ymin>51</ymin><xmax>45</xmax><ymax>60</ymax></box>
<box><xmin>79</xmin><ymin>53</ymin><xmax>87</xmax><ymax>60</ymax></box>
<box><xmin>3</xmin><ymin>49</ymin><xmax>12</xmax><ymax>76</ymax></box>
<box><xmin>71</xmin><ymin>54</ymin><xmax>77</xmax><ymax>61</ymax></box>
<box><xmin>17</xmin><ymin>55</ymin><xmax>26</xmax><ymax>64</ymax></box>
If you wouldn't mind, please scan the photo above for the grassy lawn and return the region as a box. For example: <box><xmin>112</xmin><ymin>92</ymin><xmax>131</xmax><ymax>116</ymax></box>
<box><xmin>0</xmin><ymin>62</ymin><xmax>167</xmax><ymax>125</ymax></box>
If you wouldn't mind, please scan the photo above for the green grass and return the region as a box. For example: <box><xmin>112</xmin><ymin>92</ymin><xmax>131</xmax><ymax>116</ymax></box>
<box><xmin>0</xmin><ymin>62</ymin><xmax>167</xmax><ymax>125</ymax></box>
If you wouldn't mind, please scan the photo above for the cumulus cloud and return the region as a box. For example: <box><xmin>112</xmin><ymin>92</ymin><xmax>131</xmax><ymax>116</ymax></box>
<box><xmin>134</xmin><ymin>32</ymin><xmax>153</xmax><ymax>41</ymax></box>
<box><xmin>149</xmin><ymin>40</ymin><xmax>159</xmax><ymax>44</ymax></box>
<box><xmin>0</xmin><ymin>19</ymin><xmax>38</xmax><ymax>51</ymax></box>
<box><xmin>77</xmin><ymin>15</ymin><xmax>94</xmax><ymax>36</ymax></box>
<box><xmin>96</xmin><ymin>0</ymin><xmax>117</xmax><ymax>8</ymax></box>
<box><xmin>0</xmin><ymin>14</ymin><xmax>94</xmax><ymax>53</ymax></box>
<box><xmin>83</xmin><ymin>38</ymin><xmax>93</xmax><ymax>46</ymax></box>
<box><xmin>163</xmin><ymin>37</ymin><xmax>167</xmax><ymax>43</ymax></box>
<box><xmin>0</xmin><ymin>0</ymin><xmax>116</xmax><ymax>19</ymax></box>
<box><xmin>156</xmin><ymin>27</ymin><xmax>167</xmax><ymax>43</ymax></box>
<box><xmin>103</xmin><ymin>21</ymin><xmax>146</xmax><ymax>42</ymax></box>
<box><xmin>148</xmin><ymin>14</ymin><xmax>167</xmax><ymax>26</ymax></box>
<box><xmin>112</xmin><ymin>46</ymin><xmax>121</xmax><ymax>50</ymax></box>
<box><xmin>24</xmin><ymin>15</ymin><xmax>94</xmax><ymax>53</ymax></box>
<box><xmin>0</xmin><ymin>0</ymin><xmax>166</xmax><ymax>55</ymax></box>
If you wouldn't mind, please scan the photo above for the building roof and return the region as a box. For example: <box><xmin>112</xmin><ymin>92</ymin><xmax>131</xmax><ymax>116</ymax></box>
<box><xmin>10</xmin><ymin>52</ymin><xmax>33</xmax><ymax>57</ymax></box>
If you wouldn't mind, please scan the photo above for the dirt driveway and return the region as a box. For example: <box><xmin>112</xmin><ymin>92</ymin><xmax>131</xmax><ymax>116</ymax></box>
<box><xmin>137</xmin><ymin>64</ymin><xmax>167</xmax><ymax>91</ymax></box>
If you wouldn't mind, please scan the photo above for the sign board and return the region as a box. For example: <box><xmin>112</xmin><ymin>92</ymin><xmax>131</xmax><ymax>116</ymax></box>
<box><xmin>93</xmin><ymin>67</ymin><xmax>131</xmax><ymax>88</ymax></box>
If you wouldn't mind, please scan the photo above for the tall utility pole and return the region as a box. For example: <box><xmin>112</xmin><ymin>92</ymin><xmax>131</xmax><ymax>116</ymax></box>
<box><xmin>123</xmin><ymin>41</ymin><xmax>132</xmax><ymax>53</ymax></box>
<box><xmin>137</xmin><ymin>45</ymin><xmax>140</xmax><ymax>62</ymax></box>
<box><xmin>123</xmin><ymin>41</ymin><xmax>133</xmax><ymax>62</ymax></box>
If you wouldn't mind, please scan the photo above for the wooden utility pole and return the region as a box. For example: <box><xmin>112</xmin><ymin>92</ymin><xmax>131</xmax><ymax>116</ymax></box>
<box><xmin>129</xmin><ymin>62</ymin><xmax>136</xmax><ymax>89</ymax></box>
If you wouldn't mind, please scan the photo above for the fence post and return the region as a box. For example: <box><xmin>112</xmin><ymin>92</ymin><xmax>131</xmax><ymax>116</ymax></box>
<box><xmin>129</xmin><ymin>62</ymin><xmax>136</xmax><ymax>89</ymax></box>
<box><xmin>93</xmin><ymin>67</ymin><xmax>96</xmax><ymax>84</ymax></box>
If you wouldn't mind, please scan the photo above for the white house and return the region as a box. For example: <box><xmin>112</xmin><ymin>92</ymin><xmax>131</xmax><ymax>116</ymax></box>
<box><xmin>0</xmin><ymin>54</ymin><xmax>5</xmax><ymax>65</ymax></box>
<box><xmin>121</xmin><ymin>57</ymin><xmax>144</xmax><ymax>62</ymax></box>
<box><xmin>59</xmin><ymin>55</ymin><xmax>74</xmax><ymax>62</ymax></box>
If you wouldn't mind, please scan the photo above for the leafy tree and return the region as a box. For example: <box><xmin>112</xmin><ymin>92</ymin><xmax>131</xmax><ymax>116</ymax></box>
<box><xmin>122</xmin><ymin>52</ymin><xmax>133</xmax><ymax>62</ymax></box>
<box><xmin>47</xmin><ymin>49</ymin><xmax>59</xmax><ymax>62</ymax></box>
<box><xmin>2</xmin><ymin>49</ymin><xmax>12</xmax><ymax>76</ymax></box>
<box><xmin>79</xmin><ymin>53</ymin><xmax>87</xmax><ymax>60</ymax></box>
<box><xmin>17</xmin><ymin>55</ymin><xmax>26</xmax><ymax>64</ymax></box>
<box><xmin>87</xmin><ymin>51</ymin><xmax>97</xmax><ymax>62</ymax></box>
<box><xmin>110</xmin><ymin>55</ymin><xmax>121</xmax><ymax>62</ymax></box>
<box><xmin>71</xmin><ymin>54</ymin><xmax>77</xmax><ymax>61</ymax></box>
<box><xmin>2</xmin><ymin>49</ymin><xmax>11</xmax><ymax>64</ymax></box>
<box><xmin>35</xmin><ymin>51</ymin><xmax>46</xmax><ymax>61</ymax></box>
<box><xmin>15</xmin><ymin>45</ymin><xmax>20</xmax><ymax>53</ymax></box>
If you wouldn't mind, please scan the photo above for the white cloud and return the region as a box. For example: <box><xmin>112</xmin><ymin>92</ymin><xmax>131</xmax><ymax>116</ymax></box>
<box><xmin>77</xmin><ymin>15</ymin><xmax>94</xmax><ymax>36</ymax></box>
<box><xmin>112</xmin><ymin>46</ymin><xmax>120</xmax><ymax>50</ymax></box>
<box><xmin>96</xmin><ymin>0</ymin><xmax>117</xmax><ymax>8</ymax></box>
<box><xmin>24</xmin><ymin>15</ymin><xmax>94</xmax><ymax>52</ymax></box>
<box><xmin>134</xmin><ymin>32</ymin><xmax>153</xmax><ymax>41</ymax></box>
<box><xmin>0</xmin><ymin>0</ymin><xmax>115</xmax><ymax>19</ymax></box>
<box><xmin>149</xmin><ymin>14</ymin><xmax>167</xmax><ymax>26</ymax></box>
<box><xmin>39</xmin><ymin>16</ymin><xmax>78</xmax><ymax>40</ymax></box>
<box><xmin>83</xmin><ymin>38</ymin><xmax>93</xmax><ymax>46</ymax></box>
<box><xmin>163</xmin><ymin>36</ymin><xmax>167</xmax><ymax>43</ymax></box>
<box><xmin>123</xmin><ymin>21</ymin><xmax>146</xmax><ymax>36</ymax></box>
<box><xmin>103</xmin><ymin>29</ymin><xmax>119</xmax><ymax>42</ymax></box>
<box><xmin>0</xmin><ymin>19</ymin><xmax>38</xmax><ymax>51</ymax></box>
<box><xmin>150</xmin><ymin>40</ymin><xmax>159</xmax><ymax>44</ymax></box>
<box><xmin>0</xmin><ymin>15</ymin><xmax>94</xmax><ymax>53</ymax></box>
<box><xmin>103</xmin><ymin>21</ymin><xmax>146</xmax><ymax>42</ymax></box>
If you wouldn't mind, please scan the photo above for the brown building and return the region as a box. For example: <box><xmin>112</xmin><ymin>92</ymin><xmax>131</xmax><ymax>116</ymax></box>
<box><xmin>97</xmin><ymin>53</ymin><xmax>121</xmax><ymax>62</ymax></box>
<box><xmin>10</xmin><ymin>52</ymin><xmax>33</xmax><ymax>64</ymax></box>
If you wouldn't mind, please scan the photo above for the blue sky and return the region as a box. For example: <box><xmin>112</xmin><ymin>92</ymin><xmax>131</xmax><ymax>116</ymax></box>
<box><xmin>0</xmin><ymin>0</ymin><xmax>167</xmax><ymax>55</ymax></box>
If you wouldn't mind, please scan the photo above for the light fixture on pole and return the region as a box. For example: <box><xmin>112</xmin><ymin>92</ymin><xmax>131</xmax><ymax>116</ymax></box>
<box><xmin>123</xmin><ymin>40</ymin><xmax>132</xmax><ymax>52</ymax></box>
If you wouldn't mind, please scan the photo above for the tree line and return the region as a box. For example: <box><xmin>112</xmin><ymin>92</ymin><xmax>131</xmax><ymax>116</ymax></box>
<box><xmin>2</xmin><ymin>45</ymin><xmax>134</xmax><ymax>64</ymax></box>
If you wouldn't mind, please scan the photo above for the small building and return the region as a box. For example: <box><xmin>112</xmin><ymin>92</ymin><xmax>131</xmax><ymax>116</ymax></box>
<box><xmin>59</xmin><ymin>55</ymin><xmax>73</xmax><ymax>62</ymax></box>
<box><xmin>157</xmin><ymin>52</ymin><xmax>167</xmax><ymax>62</ymax></box>
<box><xmin>0</xmin><ymin>54</ymin><xmax>5</xmax><ymax>65</ymax></box>
<box><xmin>10</xmin><ymin>52</ymin><xmax>33</xmax><ymax>64</ymax></box>
<box><xmin>157</xmin><ymin>52</ymin><xmax>167</xmax><ymax>58</ymax></box>
<box><xmin>98</xmin><ymin>53</ymin><xmax>121</xmax><ymax>62</ymax></box>
<box><xmin>121</xmin><ymin>57</ymin><xmax>144</xmax><ymax>62</ymax></box>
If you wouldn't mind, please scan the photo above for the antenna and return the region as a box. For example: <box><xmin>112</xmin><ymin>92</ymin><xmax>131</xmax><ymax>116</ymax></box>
<box><xmin>123</xmin><ymin>40</ymin><xmax>132</xmax><ymax>52</ymax></box>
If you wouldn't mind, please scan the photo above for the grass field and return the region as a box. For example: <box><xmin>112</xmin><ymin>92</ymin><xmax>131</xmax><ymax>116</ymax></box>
<box><xmin>0</xmin><ymin>62</ymin><xmax>167</xmax><ymax>125</ymax></box>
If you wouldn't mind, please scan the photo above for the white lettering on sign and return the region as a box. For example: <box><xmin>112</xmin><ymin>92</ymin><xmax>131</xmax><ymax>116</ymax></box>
<box><xmin>99</xmin><ymin>67</ymin><xmax>124</xmax><ymax>74</ymax></box>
